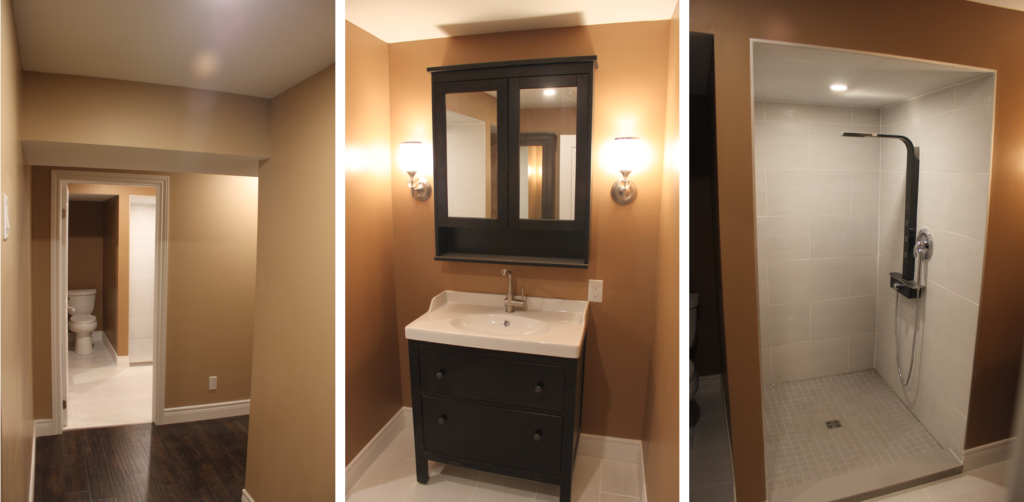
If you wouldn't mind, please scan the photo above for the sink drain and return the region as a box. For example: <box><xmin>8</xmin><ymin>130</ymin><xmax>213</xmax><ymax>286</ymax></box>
<box><xmin>503</xmin><ymin>320</ymin><xmax>510</xmax><ymax>327</ymax></box>
<box><xmin>825</xmin><ymin>420</ymin><xmax>842</xmax><ymax>429</ymax></box>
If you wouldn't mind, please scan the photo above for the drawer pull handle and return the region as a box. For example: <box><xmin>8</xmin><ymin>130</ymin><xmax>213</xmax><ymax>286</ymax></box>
<box><xmin>535</xmin><ymin>384</ymin><xmax>543</xmax><ymax>394</ymax></box>
<box><xmin>438</xmin><ymin>415</ymin><xmax>447</xmax><ymax>425</ymax></box>
<box><xmin>534</xmin><ymin>432</ymin><xmax>542</xmax><ymax>441</ymax></box>
<box><xmin>436</xmin><ymin>371</ymin><xmax>444</xmax><ymax>380</ymax></box>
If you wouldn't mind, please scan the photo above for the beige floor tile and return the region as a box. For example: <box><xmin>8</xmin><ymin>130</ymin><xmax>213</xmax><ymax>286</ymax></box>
<box><xmin>922</xmin><ymin>475</ymin><xmax>1007</xmax><ymax>502</ymax></box>
<box><xmin>348</xmin><ymin>454</ymin><xmax>417</xmax><ymax>502</ymax></box>
<box><xmin>536</xmin><ymin>455</ymin><xmax>602</xmax><ymax>502</ymax></box>
<box><xmin>598</xmin><ymin>493</ymin><xmax>639</xmax><ymax>502</ymax></box>
<box><xmin>866</xmin><ymin>488</ymin><xmax>930</xmax><ymax>501</ymax></box>
<box><xmin>600</xmin><ymin>459</ymin><xmax>640</xmax><ymax>497</ymax></box>
<box><xmin>469</xmin><ymin>472</ymin><xmax>538</xmax><ymax>502</ymax></box>
<box><xmin>405</xmin><ymin>464</ymin><xmax>480</xmax><ymax>502</ymax></box>
<box><xmin>383</xmin><ymin>427</ymin><xmax>416</xmax><ymax>460</ymax></box>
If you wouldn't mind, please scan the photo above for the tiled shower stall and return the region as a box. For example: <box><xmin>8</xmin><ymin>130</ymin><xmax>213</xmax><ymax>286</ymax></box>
<box><xmin>752</xmin><ymin>46</ymin><xmax>994</xmax><ymax>497</ymax></box>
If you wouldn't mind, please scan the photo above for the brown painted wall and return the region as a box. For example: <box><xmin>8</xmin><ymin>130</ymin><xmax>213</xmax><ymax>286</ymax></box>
<box><xmin>32</xmin><ymin>168</ymin><xmax>257</xmax><ymax>418</ymax></box>
<box><xmin>68</xmin><ymin>201</ymin><xmax>105</xmax><ymax>330</ymax></box>
<box><xmin>344</xmin><ymin>22</ymin><xmax>404</xmax><ymax>465</ymax></box>
<box><xmin>21</xmin><ymin>71</ymin><xmax>271</xmax><ymax>158</ymax></box>
<box><xmin>642</xmin><ymin>4</ymin><xmax>680</xmax><ymax>501</ymax></box>
<box><xmin>388</xmin><ymin>21</ymin><xmax>671</xmax><ymax>439</ymax></box>
<box><xmin>244</xmin><ymin>65</ymin><xmax>335</xmax><ymax>499</ymax></box>
<box><xmin>0</xmin><ymin>0</ymin><xmax>34</xmax><ymax>497</ymax></box>
<box><xmin>691</xmin><ymin>1</ymin><xmax>1024</xmax><ymax>500</ymax></box>
<box><xmin>68</xmin><ymin>183</ymin><xmax>156</xmax><ymax>356</ymax></box>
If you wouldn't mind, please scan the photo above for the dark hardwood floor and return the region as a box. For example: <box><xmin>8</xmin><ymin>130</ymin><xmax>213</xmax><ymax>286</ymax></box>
<box><xmin>34</xmin><ymin>416</ymin><xmax>248</xmax><ymax>502</ymax></box>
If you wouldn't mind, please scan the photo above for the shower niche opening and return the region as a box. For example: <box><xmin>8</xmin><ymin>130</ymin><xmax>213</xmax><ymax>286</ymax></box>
<box><xmin>752</xmin><ymin>40</ymin><xmax>995</xmax><ymax>502</ymax></box>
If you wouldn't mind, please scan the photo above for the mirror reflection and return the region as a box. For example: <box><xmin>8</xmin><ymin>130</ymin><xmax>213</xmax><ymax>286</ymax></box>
<box><xmin>445</xmin><ymin>91</ymin><xmax>498</xmax><ymax>219</ymax></box>
<box><xmin>519</xmin><ymin>87</ymin><xmax>577</xmax><ymax>220</ymax></box>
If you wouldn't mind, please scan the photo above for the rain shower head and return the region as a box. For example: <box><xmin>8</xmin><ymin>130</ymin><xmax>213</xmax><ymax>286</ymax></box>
<box><xmin>842</xmin><ymin>132</ymin><xmax>877</xmax><ymax>137</ymax></box>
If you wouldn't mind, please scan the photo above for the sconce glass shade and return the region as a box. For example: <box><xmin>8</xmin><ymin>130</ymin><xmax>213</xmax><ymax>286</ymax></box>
<box><xmin>610</xmin><ymin>137</ymin><xmax>640</xmax><ymax>205</ymax></box>
<box><xmin>399</xmin><ymin>141</ymin><xmax>432</xmax><ymax>201</ymax></box>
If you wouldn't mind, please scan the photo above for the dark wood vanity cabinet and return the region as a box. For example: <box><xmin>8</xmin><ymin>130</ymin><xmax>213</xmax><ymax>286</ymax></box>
<box><xmin>409</xmin><ymin>339</ymin><xmax>586</xmax><ymax>502</ymax></box>
<box><xmin>428</xmin><ymin>56</ymin><xmax>597</xmax><ymax>268</ymax></box>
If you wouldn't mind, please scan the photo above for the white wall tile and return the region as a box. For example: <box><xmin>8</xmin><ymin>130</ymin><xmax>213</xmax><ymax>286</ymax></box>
<box><xmin>849</xmin><ymin>333</ymin><xmax>875</xmax><ymax>371</ymax></box>
<box><xmin>754</xmin><ymin>100</ymin><xmax>765</xmax><ymax>121</ymax></box>
<box><xmin>767</xmin><ymin>258</ymin><xmax>849</xmax><ymax>305</ymax></box>
<box><xmin>811</xmin><ymin>296</ymin><xmax>876</xmax><ymax>339</ymax></box>
<box><xmin>757</xmin><ymin>216</ymin><xmax>809</xmax><ymax>262</ymax></box>
<box><xmin>920</xmin><ymin>332</ymin><xmax>973</xmax><ymax>417</ymax></box>
<box><xmin>759</xmin><ymin>265</ymin><xmax>769</xmax><ymax>307</ymax></box>
<box><xmin>931</xmin><ymin>231</ymin><xmax>985</xmax><ymax>303</ymax></box>
<box><xmin>879</xmin><ymin>170</ymin><xmax>906</xmax><ymax>219</ymax></box>
<box><xmin>954</xmin><ymin>75</ymin><xmax>994</xmax><ymax>110</ymax></box>
<box><xmin>880</xmin><ymin>103</ymin><xmax>902</xmax><ymax>126</ymax></box>
<box><xmin>881</xmin><ymin>118</ymin><xmax>925</xmax><ymax>171</ymax></box>
<box><xmin>765</xmin><ymin>102</ymin><xmax>852</xmax><ymax>124</ymax></box>
<box><xmin>949</xmin><ymin>173</ymin><xmax>990</xmax><ymax>241</ymax></box>
<box><xmin>917</xmin><ymin>380</ymin><xmax>967</xmax><ymax>458</ymax></box>
<box><xmin>755</xmin><ymin>121</ymin><xmax>809</xmax><ymax>170</ymax></box>
<box><xmin>917</xmin><ymin>172</ymin><xmax>953</xmax><ymax>231</ymax></box>
<box><xmin>766</xmin><ymin>170</ymin><xmax>851</xmax><ymax>215</ymax></box>
<box><xmin>924</xmin><ymin>105</ymin><xmax>994</xmax><ymax>173</ymax></box>
<box><xmin>760</xmin><ymin>302</ymin><xmax>811</xmax><ymax>347</ymax></box>
<box><xmin>852</xmin><ymin>107</ymin><xmax>881</xmax><ymax>126</ymax></box>
<box><xmin>941</xmin><ymin>292</ymin><xmax>980</xmax><ymax>362</ymax></box>
<box><xmin>879</xmin><ymin>215</ymin><xmax>905</xmax><ymax>266</ymax></box>
<box><xmin>755</xmin><ymin>170</ymin><xmax>767</xmax><ymax>216</ymax></box>
<box><xmin>922</xmin><ymin>282</ymin><xmax>946</xmax><ymax>336</ymax></box>
<box><xmin>770</xmin><ymin>337</ymin><xmax>849</xmax><ymax>383</ymax></box>
<box><xmin>761</xmin><ymin>350</ymin><xmax>771</xmax><ymax>386</ymax></box>
<box><xmin>809</xmin><ymin>214</ymin><xmax>878</xmax><ymax>258</ymax></box>
<box><xmin>904</xmin><ymin>86</ymin><xmax>955</xmax><ymax>121</ymax></box>
<box><xmin>809</xmin><ymin>124</ymin><xmax>880</xmax><ymax>170</ymax></box>
<box><xmin>850</xmin><ymin>255</ymin><xmax>877</xmax><ymax>297</ymax></box>
<box><xmin>851</xmin><ymin>171</ymin><xmax>880</xmax><ymax>214</ymax></box>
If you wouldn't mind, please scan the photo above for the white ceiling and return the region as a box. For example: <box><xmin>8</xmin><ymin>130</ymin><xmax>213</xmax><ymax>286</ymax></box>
<box><xmin>753</xmin><ymin>42</ymin><xmax>992</xmax><ymax>108</ymax></box>
<box><xmin>12</xmin><ymin>0</ymin><xmax>335</xmax><ymax>99</ymax></box>
<box><xmin>346</xmin><ymin>0</ymin><xmax>678</xmax><ymax>44</ymax></box>
<box><xmin>967</xmin><ymin>0</ymin><xmax>1024</xmax><ymax>12</ymax></box>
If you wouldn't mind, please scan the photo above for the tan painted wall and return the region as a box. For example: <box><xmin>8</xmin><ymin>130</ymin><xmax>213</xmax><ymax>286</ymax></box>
<box><xmin>244</xmin><ymin>65</ymin><xmax>335</xmax><ymax>499</ymax></box>
<box><xmin>68</xmin><ymin>183</ymin><xmax>156</xmax><ymax>355</ymax></box>
<box><xmin>388</xmin><ymin>21</ymin><xmax>671</xmax><ymax>439</ymax></box>
<box><xmin>641</xmin><ymin>4</ymin><xmax>680</xmax><ymax>501</ymax></box>
<box><xmin>0</xmin><ymin>0</ymin><xmax>34</xmax><ymax>497</ymax></box>
<box><xmin>691</xmin><ymin>1</ymin><xmax>1024</xmax><ymax>500</ymax></box>
<box><xmin>68</xmin><ymin>201</ymin><xmax>105</xmax><ymax>329</ymax></box>
<box><xmin>344</xmin><ymin>23</ymin><xmax>403</xmax><ymax>465</ymax></box>
<box><xmin>32</xmin><ymin>167</ymin><xmax>257</xmax><ymax>417</ymax></box>
<box><xmin>21</xmin><ymin>71</ymin><xmax>271</xmax><ymax>158</ymax></box>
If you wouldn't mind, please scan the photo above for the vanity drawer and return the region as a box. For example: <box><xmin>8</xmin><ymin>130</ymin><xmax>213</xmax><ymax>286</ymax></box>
<box><xmin>419</xmin><ymin>349</ymin><xmax>565</xmax><ymax>411</ymax></box>
<box><xmin>421</xmin><ymin>395</ymin><xmax>563</xmax><ymax>476</ymax></box>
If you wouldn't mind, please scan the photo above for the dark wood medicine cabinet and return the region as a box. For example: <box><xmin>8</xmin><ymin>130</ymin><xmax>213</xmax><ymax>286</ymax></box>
<box><xmin>429</xmin><ymin>56</ymin><xmax>596</xmax><ymax>269</ymax></box>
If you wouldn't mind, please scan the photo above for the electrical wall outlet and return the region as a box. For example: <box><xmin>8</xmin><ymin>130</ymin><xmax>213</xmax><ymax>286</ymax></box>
<box><xmin>588</xmin><ymin>279</ymin><xmax>603</xmax><ymax>303</ymax></box>
<box><xmin>209</xmin><ymin>376</ymin><xmax>217</xmax><ymax>390</ymax></box>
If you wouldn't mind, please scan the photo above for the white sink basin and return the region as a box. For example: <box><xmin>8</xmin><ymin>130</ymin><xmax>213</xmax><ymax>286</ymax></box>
<box><xmin>406</xmin><ymin>291</ymin><xmax>588</xmax><ymax>358</ymax></box>
<box><xmin>450</xmin><ymin>314</ymin><xmax>551</xmax><ymax>336</ymax></box>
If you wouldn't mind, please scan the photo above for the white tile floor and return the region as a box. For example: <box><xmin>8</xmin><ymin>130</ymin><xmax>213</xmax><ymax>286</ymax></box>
<box><xmin>866</xmin><ymin>460</ymin><xmax>1009</xmax><ymax>502</ymax></box>
<box><xmin>129</xmin><ymin>335</ymin><xmax>154</xmax><ymax>364</ymax></box>
<box><xmin>347</xmin><ymin>427</ymin><xmax>642</xmax><ymax>502</ymax></box>
<box><xmin>690</xmin><ymin>376</ymin><xmax>736</xmax><ymax>502</ymax></box>
<box><xmin>66</xmin><ymin>347</ymin><xmax>153</xmax><ymax>430</ymax></box>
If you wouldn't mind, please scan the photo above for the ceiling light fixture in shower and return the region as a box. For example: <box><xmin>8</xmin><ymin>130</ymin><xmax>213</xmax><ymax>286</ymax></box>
<box><xmin>830</xmin><ymin>84</ymin><xmax>848</xmax><ymax>91</ymax></box>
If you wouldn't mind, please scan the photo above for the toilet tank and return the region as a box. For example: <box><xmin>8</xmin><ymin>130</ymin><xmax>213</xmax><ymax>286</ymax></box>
<box><xmin>68</xmin><ymin>289</ymin><xmax>97</xmax><ymax>315</ymax></box>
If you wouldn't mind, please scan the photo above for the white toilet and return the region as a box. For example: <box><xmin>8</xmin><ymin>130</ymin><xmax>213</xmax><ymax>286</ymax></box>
<box><xmin>68</xmin><ymin>289</ymin><xmax>98</xmax><ymax>355</ymax></box>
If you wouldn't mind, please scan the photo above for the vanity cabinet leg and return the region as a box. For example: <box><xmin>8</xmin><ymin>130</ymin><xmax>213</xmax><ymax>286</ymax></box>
<box><xmin>559</xmin><ymin>478</ymin><xmax>572</xmax><ymax>502</ymax></box>
<box><xmin>415</xmin><ymin>454</ymin><xmax>429</xmax><ymax>484</ymax></box>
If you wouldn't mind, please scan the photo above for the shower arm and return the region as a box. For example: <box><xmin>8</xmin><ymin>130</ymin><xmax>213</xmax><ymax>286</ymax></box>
<box><xmin>842</xmin><ymin>132</ymin><xmax>921</xmax><ymax>298</ymax></box>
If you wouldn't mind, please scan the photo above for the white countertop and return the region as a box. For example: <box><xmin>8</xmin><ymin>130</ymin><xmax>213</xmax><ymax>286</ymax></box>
<box><xmin>405</xmin><ymin>290</ymin><xmax>589</xmax><ymax>358</ymax></box>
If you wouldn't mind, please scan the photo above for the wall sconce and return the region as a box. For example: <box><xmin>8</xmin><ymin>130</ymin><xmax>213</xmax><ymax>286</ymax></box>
<box><xmin>399</xmin><ymin>141</ymin><xmax>432</xmax><ymax>201</ymax></box>
<box><xmin>610</xmin><ymin>137</ymin><xmax>640</xmax><ymax>205</ymax></box>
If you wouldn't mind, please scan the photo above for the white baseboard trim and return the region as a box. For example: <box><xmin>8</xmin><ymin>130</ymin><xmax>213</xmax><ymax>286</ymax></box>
<box><xmin>346</xmin><ymin>406</ymin><xmax>409</xmax><ymax>497</ymax></box>
<box><xmin>577</xmin><ymin>433</ymin><xmax>643</xmax><ymax>463</ymax></box>
<box><xmin>99</xmin><ymin>331</ymin><xmax>130</xmax><ymax>368</ymax></box>
<box><xmin>963</xmin><ymin>438</ymin><xmax>1014</xmax><ymax>471</ymax></box>
<box><xmin>163</xmin><ymin>399</ymin><xmax>250</xmax><ymax>425</ymax></box>
<box><xmin>35</xmin><ymin>419</ymin><xmax>56</xmax><ymax>438</ymax></box>
<box><xmin>29</xmin><ymin>423</ymin><xmax>38</xmax><ymax>502</ymax></box>
<box><xmin>638</xmin><ymin>442</ymin><xmax>647</xmax><ymax>502</ymax></box>
<box><xmin>241</xmin><ymin>488</ymin><xmax>255</xmax><ymax>502</ymax></box>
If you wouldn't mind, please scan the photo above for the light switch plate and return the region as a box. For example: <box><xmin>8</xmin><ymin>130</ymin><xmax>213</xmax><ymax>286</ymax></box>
<box><xmin>588</xmin><ymin>279</ymin><xmax>603</xmax><ymax>303</ymax></box>
<box><xmin>209</xmin><ymin>376</ymin><xmax>217</xmax><ymax>390</ymax></box>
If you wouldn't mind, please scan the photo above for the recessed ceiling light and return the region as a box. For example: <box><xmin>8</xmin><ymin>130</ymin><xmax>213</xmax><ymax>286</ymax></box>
<box><xmin>543</xmin><ymin>89</ymin><xmax>556</xmax><ymax>96</ymax></box>
<box><xmin>830</xmin><ymin>84</ymin><xmax>848</xmax><ymax>91</ymax></box>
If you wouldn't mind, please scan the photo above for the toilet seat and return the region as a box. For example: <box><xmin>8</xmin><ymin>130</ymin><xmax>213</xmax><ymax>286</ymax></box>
<box><xmin>70</xmin><ymin>314</ymin><xmax>96</xmax><ymax>323</ymax></box>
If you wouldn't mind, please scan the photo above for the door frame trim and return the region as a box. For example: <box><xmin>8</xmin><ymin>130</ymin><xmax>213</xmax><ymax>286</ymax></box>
<box><xmin>50</xmin><ymin>169</ymin><xmax>171</xmax><ymax>433</ymax></box>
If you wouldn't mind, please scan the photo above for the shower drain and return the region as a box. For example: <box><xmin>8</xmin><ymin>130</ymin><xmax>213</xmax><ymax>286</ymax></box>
<box><xmin>825</xmin><ymin>420</ymin><xmax>842</xmax><ymax>429</ymax></box>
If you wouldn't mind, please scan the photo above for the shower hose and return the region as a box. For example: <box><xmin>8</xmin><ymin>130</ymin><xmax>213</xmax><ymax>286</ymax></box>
<box><xmin>894</xmin><ymin>244</ymin><xmax>926</xmax><ymax>387</ymax></box>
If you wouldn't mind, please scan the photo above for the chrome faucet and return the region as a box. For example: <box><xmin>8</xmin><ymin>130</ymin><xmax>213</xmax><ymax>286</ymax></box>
<box><xmin>500</xmin><ymin>269</ymin><xmax>527</xmax><ymax>313</ymax></box>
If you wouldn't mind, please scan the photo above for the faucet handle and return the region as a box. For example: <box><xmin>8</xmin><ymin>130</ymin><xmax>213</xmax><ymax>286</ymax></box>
<box><xmin>501</xmin><ymin>269</ymin><xmax>510</xmax><ymax>276</ymax></box>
